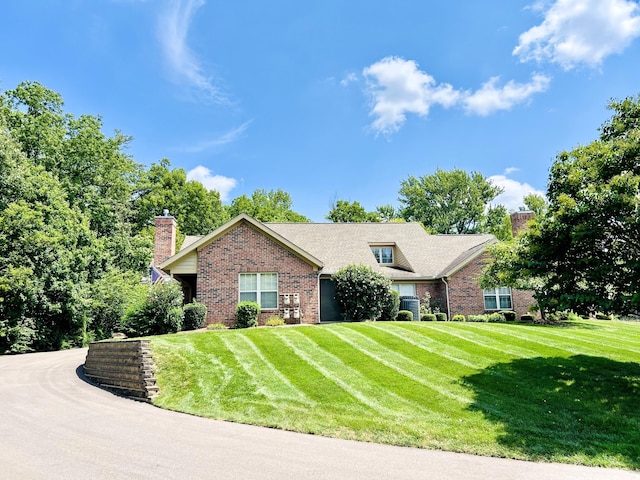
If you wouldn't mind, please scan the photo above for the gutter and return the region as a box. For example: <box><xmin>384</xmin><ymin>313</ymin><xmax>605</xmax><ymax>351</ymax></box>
<box><xmin>442</xmin><ymin>277</ymin><xmax>451</xmax><ymax>320</ymax></box>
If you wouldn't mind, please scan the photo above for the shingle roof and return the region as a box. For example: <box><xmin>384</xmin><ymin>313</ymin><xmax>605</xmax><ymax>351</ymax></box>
<box><xmin>165</xmin><ymin>217</ymin><xmax>496</xmax><ymax>280</ymax></box>
<box><xmin>266</xmin><ymin>222</ymin><xmax>495</xmax><ymax>279</ymax></box>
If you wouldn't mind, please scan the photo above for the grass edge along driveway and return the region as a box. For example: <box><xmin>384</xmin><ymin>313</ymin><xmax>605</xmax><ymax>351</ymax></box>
<box><xmin>150</xmin><ymin>320</ymin><xmax>640</xmax><ymax>470</ymax></box>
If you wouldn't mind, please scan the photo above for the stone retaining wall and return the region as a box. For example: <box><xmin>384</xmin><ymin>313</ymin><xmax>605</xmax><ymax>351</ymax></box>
<box><xmin>84</xmin><ymin>340</ymin><xmax>159</xmax><ymax>401</ymax></box>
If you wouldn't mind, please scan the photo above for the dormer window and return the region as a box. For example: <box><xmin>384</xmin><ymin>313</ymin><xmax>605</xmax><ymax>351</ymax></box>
<box><xmin>371</xmin><ymin>246</ymin><xmax>394</xmax><ymax>264</ymax></box>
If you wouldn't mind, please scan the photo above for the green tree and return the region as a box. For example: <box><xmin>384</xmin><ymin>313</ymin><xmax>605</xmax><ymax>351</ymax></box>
<box><xmin>484</xmin><ymin>205</ymin><xmax>513</xmax><ymax>241</ymax></box>
<box><xmin>523</xmin><ymin>193</ymin><xmax>547</xmax><ymax>217</ymax></box>
<box><xmin>227</xmin><ymin>188</ymin><xmax>309</xmax><ymax>222</ymax></box>
<box><xmin>482</xmin><ymin>95</ymin><xmax>640</xmax><ymax>316</ymax></box>
<box><xmin>398</xmin><ymin>168</ymin><xmax>503</xmax><ymax>233</ymax></box>
<box><xmin>326</xmin><ymin>199</ymin><xmax>380</xmax><ymax>223</ymax></box>
<box><xmin>133</xmin><ymin>159</ymin><xmax>229</xmax><ymax>235</ymax></box>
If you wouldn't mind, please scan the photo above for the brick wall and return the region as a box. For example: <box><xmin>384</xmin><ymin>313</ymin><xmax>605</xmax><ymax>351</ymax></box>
<box><xmin>83</xmin><ymin>340</ymin><xmax>158</xmax><ymax>401</ymax></box>
<box><xmin>154</xmin><ymin>215</ymin><xmax>177</xmax><ymax>266</ymax></box>
<box><xmin>197</xmin><ymin>221</ymin><xmax>320</xmax><ymax>326</ymax></box>
<box><xmin>447</xmin><ymin>252</ymin><xmax>536</xmax><ymax>318</ymax></box>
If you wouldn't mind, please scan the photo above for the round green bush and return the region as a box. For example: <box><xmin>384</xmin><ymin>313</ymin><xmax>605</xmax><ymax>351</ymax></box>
<box><xmin>333</xmin><ymin>264</ymin><xmax>393</xmax><ymax>322</ymax></box>
<box><xmin>379</xmin><ymin>289</ymin><xmax>400</xmax><ymax>321</ymax></box>
<box><xmin>451</xmin><ymin>314</ymin><xmax>466</xmax><ymax>322</ymax></box>
<box><xmin>182</xmin><ymin>301</ymin><xmax>207</xmax><ymax>330</ymax></box>
<box><xmin>435</xmin><ymin>312</ymin><xmax>448</xmax><ymax>321</ymax></box>
<box><xmin>421</xmin><ymin>313</ymin><xmax>437</xmax><ymax>321</ymax></box>
<box><xmin>235</xmin><ymin>301</ymin><xmax>260</xmax><ymax>328</ymax></box>
<box><xmin>396</xmin><ymin>310</ymin><xmax>413</xmax><ymax>321</ymax></box>
<box><xmin>122</xmin><ymin>281</ymin><xmax>184</xmax><ymax>337</ymax></box>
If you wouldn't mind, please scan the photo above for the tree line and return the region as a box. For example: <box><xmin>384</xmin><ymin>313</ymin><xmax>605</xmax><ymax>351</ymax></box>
<box><xmin>1</xmin><ymin>80</ymin><xmax>637</xmax><ymax>352</ymax></box>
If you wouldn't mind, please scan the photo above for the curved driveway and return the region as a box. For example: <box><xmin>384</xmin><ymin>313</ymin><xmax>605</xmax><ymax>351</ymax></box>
<box><xmin>1</xmin><ymin>348</ymin><xmax>638</xmax><ymax>480</ymax></box>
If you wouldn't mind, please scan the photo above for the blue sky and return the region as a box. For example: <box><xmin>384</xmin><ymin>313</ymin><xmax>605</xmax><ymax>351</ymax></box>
<box><xmin>2</xmin><ymin>0</ymin><xmax>640</xmax><ymax>221</ymax></box>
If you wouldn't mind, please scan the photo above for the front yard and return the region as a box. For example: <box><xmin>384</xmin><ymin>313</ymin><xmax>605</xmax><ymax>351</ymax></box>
<box><xmin>150</xmin><ymin>319</ymin><xmax>640</xmax><ymax>469</ymax></box>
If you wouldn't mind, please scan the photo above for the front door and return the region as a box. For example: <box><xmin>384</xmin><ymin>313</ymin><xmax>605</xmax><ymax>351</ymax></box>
<box><xmin>320</xmin><ymin>279</ymin><xmax>344</xmax><ymax>322</ymax></box>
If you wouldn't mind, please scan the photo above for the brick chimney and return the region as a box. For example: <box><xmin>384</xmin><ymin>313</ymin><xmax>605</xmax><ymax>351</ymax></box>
<box><xmin>154</xmin><ymin>211</ymin><xmax>177</xmax><ymax>266</ymax></box>
<box><xmin>510</xmin><ymin>211</ymin><xmax>534</xmax><ymax>237</ymax></box>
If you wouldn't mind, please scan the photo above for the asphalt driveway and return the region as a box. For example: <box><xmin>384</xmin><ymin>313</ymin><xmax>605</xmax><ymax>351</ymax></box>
<box><xmin>1</xmin><ymin>348</ymin><xmax>637</xmax><ymax>480</ymax></box>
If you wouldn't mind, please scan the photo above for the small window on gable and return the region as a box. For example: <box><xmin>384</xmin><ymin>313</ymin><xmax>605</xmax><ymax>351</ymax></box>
<box><xmin>371</xmin><ymin>246</ymin><xmax>394</xmax><ymax>264</ymax></box>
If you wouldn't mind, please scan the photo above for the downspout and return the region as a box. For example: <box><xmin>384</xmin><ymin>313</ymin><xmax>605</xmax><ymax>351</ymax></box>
<box><xmin>442</xmin><ymin>277</ymin><xmax>451</xmax><ymax>320</ymax></box>
<box><xmin>316</xmin><ymin>270</ymin><xmax>322</xmax><ymax>324</ymax></box>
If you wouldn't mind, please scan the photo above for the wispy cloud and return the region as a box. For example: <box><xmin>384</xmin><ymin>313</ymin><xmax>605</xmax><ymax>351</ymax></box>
<box><xmin>340</xmin><ymin>72</ymin><xmax>358</xmax><ymax>86</ymax></box>
<box><xmin>158</xmin><ymin>0</ymin><xmax>228</xmax><ymax>103</ymax></box>
<box><xmin>489</xmin><ymin>174</ymin><xmax>546</xmax><ymax>211</ymax></box>
<box><xmin>514</xmin><ymin>0</ymin><xmax>640</xmax><ymax>70</ymax></box>
<box><xmin>462</xmin><ymin>74</ymin><xmax>551</xmax><ymax>116</ymax></box>
<box><xmin>186</xmin><ymin>165</ymin><xmax>237</xmax><ymax>201</ymax></box>
<box><xmin>362</xmin><ymin>56</ymin><xmax>549</xmax><ymax>135</ymax></box>
<box><xmin>184</xmin><ymin>121</ymin><xmax>251</xmax><ymax>153</ymax></box>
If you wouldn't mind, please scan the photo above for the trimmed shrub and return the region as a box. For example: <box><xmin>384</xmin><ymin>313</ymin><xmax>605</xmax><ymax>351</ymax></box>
<box><xmin>333</xmin><ymin>264</ymin><xmax>393</xmax><ymax>322</ymax></box>
<box><xmin>379</xmin><ymin>289</ymin><xmax>400</xmax><ymax>321</ymax></box>
<box><xmin>487</xmin><ymin>312</ymin><xmax>506</xmax><ymax>323</ymax></box>
<box><xmin>206</xmin><ymin>322</ymin><xmax>228</xmax><ymax>330</ymax></box>
<box><xmin>467</xmin><ymin>314</ymin><xmax>488</xmax><ymax>323</ymax></box>
<box><xmin>451</xmin><ymin>314</ymin><xmax>466</xmax><ymax>322</ymax></box>
<box><xmin>396</xmin><ymin>310</ymin><xmax>413</xmax><ymax>321</ymax></box>
<box><xmin>435</xmin><ymin>312</ymin><xmax>448</xmax><ymax>322</ymax></box>
<box><xmin>500</xmin><ymin>311</ymin><xmax>517</xmax><ymax>322</ymax></box>
<box><xmin>182</xmin><ymin>301</ymin><xmax>207</xmax><ymax>331</ymax></box>
<box><xmin>235</xmin><ymin>301</ymin><xmax>260</xmax><ymax>328</ymax></box>
<box><xmin>121</xmin><ymin>281</ymin><xmax>184</xmax><ymax>337</ymax></box>
<box><xmin>421</xmin><ymin>313</ymin><xmax>437</xmax><ymax>321</ymax></box>
<box><xmin>265</xmin><ymin>316</ymin><xmax>286</xmax><ymax>327</ymax></box>
<box><xmin>521</xmin><ymin>313</ymin><xmax>535</xmax><ymax>323</ymax></box>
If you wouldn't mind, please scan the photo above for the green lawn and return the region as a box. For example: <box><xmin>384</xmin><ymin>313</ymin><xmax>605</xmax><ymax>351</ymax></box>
<box><xmin>150</xmin><ymin>319</ymin><xmax>640</xmax><ymax>469</ymax></box>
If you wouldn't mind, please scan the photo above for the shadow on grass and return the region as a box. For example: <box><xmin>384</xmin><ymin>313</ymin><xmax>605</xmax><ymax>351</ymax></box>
<box><xmin>462</xmin><ymin>355</ymin><xmax>640</xmax><ymax>468</ymax></box>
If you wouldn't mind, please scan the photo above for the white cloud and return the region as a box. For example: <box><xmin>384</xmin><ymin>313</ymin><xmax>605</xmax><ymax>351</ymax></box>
<box><xmin>504</xmin><ymin>167</ymin><xmax>520</xmax><ymax>175</ymax></box>
<box><xmin>462</xmin><ymin>74</ymin><xmax>551</xmax><ymax>116</ymax></box>
<box><xmin>340</xmin><ymin>72</ymin><xmax>358</xmax><ymax>86</ymax></box>
<box><xmin>363</xmin><ymin>57</ymin><xmax>461</xmax><ymax>135</ymax></box>
<box><xmin>514</xmin><ymin>0</ymin><xmax>640</xmax><ymax>70</ymax></box>
<box><xmin>158</xmin><ymin>0</ymin><xmax>227</xmax><ymax>103</ymax></box>
<box><xmin>489</xmin><ymin>174</ymin><xmax>546</xmax><ymax>211</ymax></box>
<box><xmin>362</xmin><ymin>57</ymin><xmax>550</xmax><ymax>134</ymax></box>
<box><xmin>184</xmin><ymin>121</ymin><xmax>251</xmax><ymax>153</ymax></box>
<box><xmin>186</xmin><ymin>165</ymin><xmax>237</xmax><ymax>201</ymax></box>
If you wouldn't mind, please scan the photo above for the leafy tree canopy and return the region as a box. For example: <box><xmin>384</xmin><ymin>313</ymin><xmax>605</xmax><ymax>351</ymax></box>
<box><xmin>483</xmin><ymin>95</ymin><xmax>640</xmax><ymax>316</ymax></box>
<box><xmin>326</xmin><ymin>200</ymin><xmax>380</xmax><ymax>223</ymax></box>
<box><xmin>227</xmin><ymin>188</ymin><xmax>309</xmax><ymax>222</ymax></box>
<box><xmin>133</xmin><ymin>158</ymin><xmax>229</xmax><ymax>235</ymax></box>
<box><xmin>398</xmin><ymin>168</ymin><xmax>504</xmax><ymax>234</ymax></box>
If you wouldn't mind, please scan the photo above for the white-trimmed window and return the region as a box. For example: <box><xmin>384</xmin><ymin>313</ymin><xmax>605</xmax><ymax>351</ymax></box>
<box><xmin>239</xmin><ymin>273</ymin><xmax>278</xmax><ymax>309</ymax></box>
<box><xmin>371</xmin><ymin>246</ymin><xmax>394</xmax><ymax>264</ymax></box>
<box><xmin>483</xmin><ymin>287</ymin><xmax>512</xmax><ymax>310</ymax></box>
<box><xmin>392</xmin><ymin>283</ymin><xmax>416</xmax><ymax>297</ymax></box>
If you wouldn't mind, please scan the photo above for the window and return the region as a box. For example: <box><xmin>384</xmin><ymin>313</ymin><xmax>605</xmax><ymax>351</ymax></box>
<box><xmin>239</xmin><ymin>273</ymin><xmax>278</xmax><ymax>309</ymax></box>
<box><xmin>371</xmin><ymin>246</ymin><xmax>393</xmax><ymax>264</ymax></box>
<box><xmin>392</xmin><ymin>283</ymin><xmax>416</xmax><ymax>297</ymax></box>
<box><xmin>483</xmin><ymin>287</ymin><xmax>512</xmax><ymax>310</ymax></box>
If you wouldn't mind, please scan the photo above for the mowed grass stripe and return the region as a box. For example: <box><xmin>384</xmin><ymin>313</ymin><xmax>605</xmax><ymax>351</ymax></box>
<box><xmin>441</xmin><ymin>322</ymin><xmax>573</xmax><ymax>358</ymax></box>
<box><xmin>326</xmin><ymin>324</ymin><xmax>473</xmax><ymax>403</ymax></box>
<box><xmin>467</xmin><ymin>322</ymin><xmax>639</xmax><ymax>359</ymax></box>
<box><xmin>423</xmin><ymin>322</ymin><xmax>542</xmax><ymax>359</ymax></box>
<box><xmin>219</xmin><ymin>333</ymin><xmax>314</xmax><ymax>406</ymax></box>
<box><xmin>368</xmin><ymin>322</ymin><xmax>493</xmax><ymax>370</ymax></box>
<box><xmin>273</xmin><ymin>328</ymin><xmax>439</xmax><ymax>419</ymax></box>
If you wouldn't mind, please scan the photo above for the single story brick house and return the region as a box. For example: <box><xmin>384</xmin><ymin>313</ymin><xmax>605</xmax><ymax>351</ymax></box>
<box><xmin>154</xmin><ymin>213</ymin><xmax>536</xmax><ymax>325</ymax></box>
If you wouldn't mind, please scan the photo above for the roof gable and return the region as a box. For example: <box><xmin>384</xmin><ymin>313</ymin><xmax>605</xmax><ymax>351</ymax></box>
<box><xmin>159</xmin><ymin>214</ymin><xmax>324</xmax><ymax>272</ymax></box>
